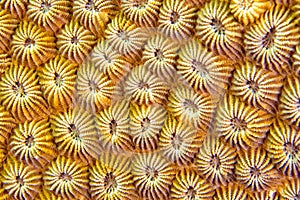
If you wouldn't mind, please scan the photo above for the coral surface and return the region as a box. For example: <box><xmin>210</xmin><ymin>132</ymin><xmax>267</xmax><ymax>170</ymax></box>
<box><xmin>0</xmin><ymin>0</ymin><xmax>300</xmax><ymax>198</ymax></box>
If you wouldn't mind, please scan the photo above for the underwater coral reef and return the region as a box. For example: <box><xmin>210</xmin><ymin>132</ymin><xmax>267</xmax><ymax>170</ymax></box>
<box><xmin>0</xmin><ymin>0</ymin><xmax>299</xmax><ymax>199</ymax></box>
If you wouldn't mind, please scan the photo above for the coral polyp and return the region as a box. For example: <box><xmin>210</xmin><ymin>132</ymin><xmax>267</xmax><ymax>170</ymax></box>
<box><xmin>122</xmin><ymin>0</ymin><xmax>162</xmax><ymax>27</ymax></box>
<box><xmin>265</xmin><ymin>118</ymin><xmax>300</xmax><ymax>177</ymax></box>
<box><xmin>73</xmin><ymin>0</ymin><xmax>111</xmax><ymax>37</ymax></box>
<box><xmin>159</xmin><ymin>115</ymin><xmax>205</xmax><ymax>166</ymax></box>
<box><xmin>196</xmin><ymin>136</ymin><xmax>237</xmax><ymax>186</ymax></box>
<box><xmin>125</xmin><ymin>65</ymin><xmax>169</xmax><ymax>105</ymax></box>
<box><xmin>9</xmin><ymin>119</ymin><xmax>56</xmax><ymax>168</ymax></box>
<box><xmin>11</xmin><ymin>20</ymin><xmax>57</xmax><ymax>68</ymax></box>
<box><xmin>250</xmin><ymin>191</ymin><xmax>280</xmax><ymax>200</ymax></box>
<box><xmin>235</xmin><ymin>147</ymin><xmax>280</xmax><ymax>192</ymax></box>
<box><xmin>167</xmin><ymin>85</ymin><xmax>215</xmax><ymax>130</ymax></box>
<box><xmin>105</xmin><ymin>13</ymin><xmax>149</xmax><ymax>59</ymax></box>
<box><xmin>91</xmin><ymin>39</ymin><xmax>131</xmax><ymax>82</ymax></box>
<box><xmin>1</xmin><ymin>156</ymin><xmax>42</xmax><ymax>199</ymax></box>
<box><xmin>215</xmin><ymin>94</ymin><xmax>273</xmax><ymax>150</ymax></box>
<box><xmin>0</xmin><ymin>10</ymin><xmax>18</xmax><ymax>53</ymax></box>
<box><xmin>57</xmin><ymin>19</ymin><xmax>97</xmax><ymax>64</ymax></box>
<box><xmin>229</xmin><ymin>0</ymin><xmax>271</xmax><ymax>25</ymax></box>
<box><xmin>196</xmin><ymin>0</ymin><xmax>244</xmax><ymax>61</ymax></box>
<box><xmin>158</xmin><ymin>0</ymin><xmax>196</xmax><ymax>41</ymax></box>
<box><xmin>50</xmin><ymin>107</ymin><xmax>100</xmax><ymax>163</ymax></box>
<box><xmin>35</xmin><ymin>188</ymin><xmax>62</xmax><ymax>200</ymax></box>
<box><xmin>89</xmin><ymin>152</ymin><xmax>138</xmax><ymax>200</ymax></box>
<box><xmin>170</xmin><ymin>168</ymin><xmax>215</xmax><ymax>199</ymax></box>
<box><xmin>143</xmin><ymin>34</ymin><xmax>179</xmax><ymax>80</ymax></box>
<box><xmin>279</xmin><ymin>74</ymin><xmax>300</xmax><ymax>127</ymax></box>
<box><xmin>27</xmin><ymin>0</ymin><xmax>72</xmax><ymax>32</ymax></box>
<box><xmin>0</xmin><ymin>63</ymin><xmax>49</xmax><ymax>123</ymax></box>
<box><xmin>38</xmin><ymin>56</ymin><xmax>77</xmax><ymax>112</ymax></box>
<box><xmin>43</xmin><ymin>156</ymin><xmax>89</xmax><ymax>199</ymax></box>
<box><xmin>96</xmin><ymin>100</ymin><xmax>134</xmax><ymax>152</ymax></box>
<box><xmin>76</xmin><ymin>61</ymin><xmax>115</xmax><ymax>113</ymax></box>
<box><xmin>278</xmin><ymin>178</ymin><xmax>300</xmax><ymax>199</ymax></box>
<box><xmin>0</xmin><ymin>0</ymin><xmax>27</xmax><ymax>19</ymax></box>
<box><xmin>131</xmin><ymin>152</ymin><xmax>176</xmax><ymax>200</ymax></box>
<box><xmin>230</xmin><ymin>61</ymin><xmax>283</xmax><ymax>113</ymax></box>
<box><xmin>130</xmin><ymin>103</ymin><xmax>167</xmax><ymax>152</ymax></box>
<box><xmin>213</xmin><ymin>183</ymin><xmax>248</xmax><ymax>200</ymax></box>
<box><xmin>245</xmin><ymin>5</ymin><xmax>300</xmax><ymax>73</ymax></box>
<box><xmin>177</xmin><ymin>39</ymin><xmax>234</xmax><ymax>94</ymax></box>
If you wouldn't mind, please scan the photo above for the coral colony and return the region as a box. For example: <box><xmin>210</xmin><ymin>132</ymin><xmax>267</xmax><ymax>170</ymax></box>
<box><xmin>0</xmin><ymin>0</ymin><xmax>299</xmax><ymax>199</ymax></box>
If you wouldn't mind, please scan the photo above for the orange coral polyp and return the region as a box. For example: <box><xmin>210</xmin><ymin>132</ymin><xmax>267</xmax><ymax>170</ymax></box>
<box><xmin>235</xmin><ymin>147</ymin><xmax>280</xmax><ymax>192</ymax></box>
<box><xmin>105</xmin><ymin>13</ymin><xmax>149</xmax><ymax>59</ymax></box>
<box><xmin>159</xmin><ymin>115</ymin><xmax>205</xmax><ymax>166</ymax></box>
<box><xmin>96</xmin><ymin>100</ymin><xmax>134</xmax><ymax>152</ymax></box>
<box><xmin>143</xmin><ymin>34</ymin><xmax>178</xmax><ymax>81</ymax></box>
<box><xmin>0</xmin><ymin>0</ymin><xmax>27</xmax><ymax>19</ymax></box>
<box><xmin>167</xmin><ymin>85</ymin><xmax>215</xmax><ymax>131</ymax></box>
<box><xmin>89</xmin><ymin>153</ymin><xmax>138</xmax><ymax>200</ymax></box>
<box><xmin>266</xmin><ymin>118</ymin><xmax>300</xmax><ymax>177</ymax></box>
<box><xmin>91</xmin><ymin>39</ymin><xmax>131</xmax><ymax>82</ymax></box>
<box><xmin>125</xmin><ymin>65</ymin><xmax>169</xmax><ymax>105</ymax></box>
<box><xmin>130</xmin><ymin>103</ymin><xmax>167</xmax><ymax>152</ymax></box>
<box><xmin>229</xmin><ymin>0</ymin><xmax>271</xmax><ymax>25</ymax></box>
<box><xmin>170</xmin><ymin>168</ymin><xmax>215</xmax><ymax>199</ymax></box>
<box><xmin>279</xmin><ymin>74</ymin><xmax>300</xmax><ymax>127</ymax></box>
<box><xmin>196</xmin><ymin>136</ymin><xmax>237</xmax><ymax>186</ymax></box>
<box><xmin>73</xmin><ymin>0</ymin><xmax>110</xmax><ymax>37</ymax></box>
<box><xmin>230</xmin><ymin>61</ymin><xmax>283</xmax><ymax>113</ymax></box>
<box><xmin>1</xmin><ymin>156</ymin><xmax>42</xmax><ymax>199</ymax></box>
<box><xmin>213</xmin><ymin>183</ymin><xmax>248</xmax><ymax>200</ymax></box>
